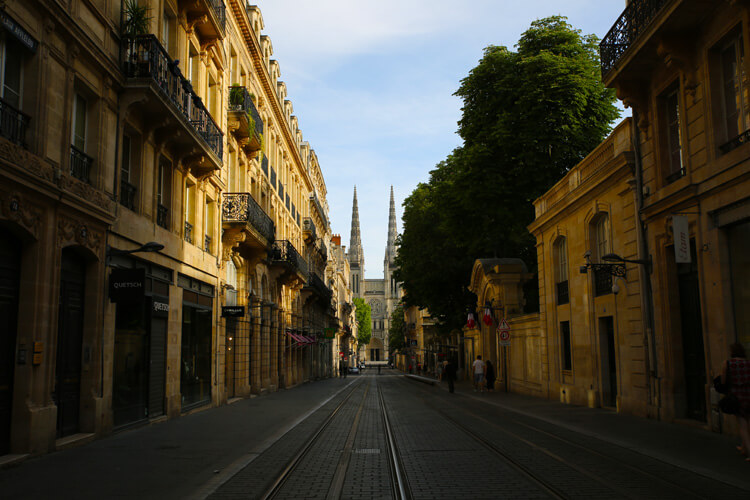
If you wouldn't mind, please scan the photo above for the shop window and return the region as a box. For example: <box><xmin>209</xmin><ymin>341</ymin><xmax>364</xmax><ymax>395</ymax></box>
<box><xmin>659</xmin><ymin>82</ymin><xmax>685</xmax><ymax>184</ymax></box>
<box><xmin>561</xmin><ymin>321</ymin><xmax>572</xmax><ymax>371</ymax></box>
<box><xmin>554</xmin><ymin>237</ymin><xmax>569</xmax><ymax>305</ymax></box>
<box><xmin>157</xmin><ymin>157</ymin><xmax>172</xmax><ymax>230</ymax></box>
<box><xmin>714</xmin><ymin>28</ymin><xmax>750</xmax><ymax>154</ymax></box>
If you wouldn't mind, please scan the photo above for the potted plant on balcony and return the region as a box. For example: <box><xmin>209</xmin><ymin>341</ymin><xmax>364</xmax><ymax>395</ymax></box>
<box><xmin>123</xmin><ymin>0</ymin><xmax>152</xmax><ymax>76</ymax></box>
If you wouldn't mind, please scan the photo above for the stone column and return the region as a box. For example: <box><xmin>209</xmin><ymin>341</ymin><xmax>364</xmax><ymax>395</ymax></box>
<box><xmin>261</xmin><ymin>303</ymin><xmax>271</xmax><ymax>391</ymax></box>
<box><xmin>251</xmin><ymin>297</ymin><xmax>262</xmax><ymax>394</ymax></box>
<box><xmin>270</xmin><ymin>304</ymin><xmax>279</xmax><ymax>391</ymax></box>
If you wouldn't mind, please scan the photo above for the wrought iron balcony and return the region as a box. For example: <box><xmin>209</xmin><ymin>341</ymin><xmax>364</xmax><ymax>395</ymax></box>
<box><xmin>180</xmin><ymin>0</ymin><xmax>226</xmax><ymax>39</ymax></box>
<box><xmin>556</xmin><ymin>280</ymin><xmax>569</xmax><ymax>305</ymax></box>
<box><xmin>303</xmin><ymin>217</ymin><xmax>317</xmax><ymax>243</ymax></box>
<box><xmin>600</xmin><ymin>0</ymin><xmax>668</xmax><ymax>76</ymax></box>
<box><xmin>270</xmin><ymin>240</ymin><xmax>308</xmax><ymax>277</ymax></box>
<box><xmin>184</xmin><ymin>221</ymin><xmax>193</xmax><ymax>244</ymax></box>
<box><xmin>122</xmin><ymin>35</ymin><xmax>223</xmax><ymax>168</ymax></box>
<box><xmin>594</xmin><ymin>268</ymin><xmax>613</xmax><ymax>297</ymax></box>
<box><xmin>310</xmin><ymin>192</ymin><xmax>328</xmax><ymax>229</ymax></box>
<box><xmin>120</xmin><ymin>179</ymin><xmax>137</xmax><ymax>211</ymax></box>
<box><xmin>316</xmin><ymin>240</ymin><xmax>328</xmax><ymax>262</ymax></box>
<box><xmin>70</xmin><ymin>145</ymin><xmax>92</xmax><ymax>183</ymax></box>
<box><xmin>227</xmin><ymin>85</ymin><xmax>263</xmax><ymax>152</ymax></box>
<box><xmin>720</xmin><ymin>129</ymin><xmax>750</xmax><ymax>155</ymax></box>
<box><xmin>157</xmin><ymin>204</ymin><xmax>169</xmax><ymax>229</ymax></box>
<box><xmin>0</xmin><ymin>97</ymin><xmax>29</xmax><ymax>147</ymax></box>
<box><xmin>204</xmin><ymin>234</ymin><xmax>212</xmax><ymax>253</ymax></box>
<box><xmin>305</xmin><ymin>271</ymin><xmax>332</xmax><ymax>300</ymax></box>
<box><xmin>222</xmin><ymin>192</ymin><xmax>275</xmax><ymax>244</ymax></box>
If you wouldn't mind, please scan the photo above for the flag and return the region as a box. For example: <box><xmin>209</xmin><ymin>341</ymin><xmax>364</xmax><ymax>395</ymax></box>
<box><xmin>483</xmin><ymin>306</ymin><xmax>493</xmax><ymax>326</ymax></box>
<box><xmin>467</xmin><ymin>312</ymin><xmax>476</xmax><ymax>329</ymax></box>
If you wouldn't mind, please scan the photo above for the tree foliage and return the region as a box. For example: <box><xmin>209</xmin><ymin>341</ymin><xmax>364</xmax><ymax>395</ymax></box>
<box><xmin>388</xmin><ymin>305</ymin><xmax>406</xmax><ymax>354</ymax></box>
<box><xmin>353</xmin><ymin>297</ymin><xmax>372</xmax><ymax>346</ymax></box>
<box><xmin>395</xmin><ymin>16</ymin><xmax>619</xmax><ymax>332</ymax></box>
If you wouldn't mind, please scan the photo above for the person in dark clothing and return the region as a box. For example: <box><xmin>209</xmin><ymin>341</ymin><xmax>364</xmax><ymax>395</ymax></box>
<box><xmin>485</xmin><ymin>360</ymin><xmax>496</xmax><ymax>392</ymax></box>
<box><xmin>443</xmin><ymin>360</ymin><xmax>457</xmax><ymax>393</ymax></box>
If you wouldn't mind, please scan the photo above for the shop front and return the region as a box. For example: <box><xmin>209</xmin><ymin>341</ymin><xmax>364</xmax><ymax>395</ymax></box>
<box><xmin>178</xmin><ymin>274</ymin><xmax>214</xmax><ymax>411</ymax></box>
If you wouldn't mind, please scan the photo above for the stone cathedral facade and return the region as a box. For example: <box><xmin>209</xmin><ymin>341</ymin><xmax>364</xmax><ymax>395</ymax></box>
<box><xmin>347</xmin><ymin>186</ymin><xmax>402</xmax><ymax>362</ymax></box>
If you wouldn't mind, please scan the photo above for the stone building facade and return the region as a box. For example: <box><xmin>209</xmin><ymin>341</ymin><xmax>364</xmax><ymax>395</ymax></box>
<box><xmin>347</xmin><ymin>186</ymin><xmax>402</xmax><ymax>362</ymax></box>
<box><xmin>0</xmin><ymin>0</ymin><xmax>338</xmax><ymax>459</ymax></box>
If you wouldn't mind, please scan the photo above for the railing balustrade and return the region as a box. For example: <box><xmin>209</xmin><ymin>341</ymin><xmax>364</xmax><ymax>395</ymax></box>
<box><xmin>222</xmin><ymin>192</ymin><xmax>275</xmax><ymax>243</ymax></box>
<box><xmin>122</xmin><ymin>35</ymin><xmax>223</xmax><ymax>162</ymax></box>
<box><xmin>719</xmin><ymin>129</ymin><xmax>750</xmax><ymax>155</ymax></box>
<box><xmin>270</xmin><ymin>240</ymin><xmax>308</xmax><ymax>276</ymax></box>
<box><xmin>184</xmin><ymin>221</ymin><xmax>194</xmax><ymax>244</ymax></box>
<box><xmin>70</xmin><ymin>145</ymin><xmax>93</xmax><ymax>183</ymax></box>
<box><xmin>0</xmin><ymin>97</ymin><xmax>29</xmax><ymax>146</ymax></box>
<box><xmin>303</xmin><ymin>217</ymin><xmax>317</xmax><ymax>240</ymax></box>
<box><xmin>204</xmin><ymin>234</ymin><xmax>212</xmax><ymax>253</ymax></box>
<box><xmin>310</xmin><ymin>192</ymin><xmax>327</xmax><ymax>229</ymax></box>
<box><xmin>228</xmin><ymin>85</ymin><xmax>263</xmax><ymax>138</ymax></box>
<box><xmin>207</xmin><ymin>0</ymin><xmax>226</xmax><ymax>33</ymax></box>
<box><xmin>120</xmin><ymin>179</ymin><xmax>137</xmax><ymax>211</ymax></box>
<box><xmin>157</xmin><ymin>204</ymin><xmax>169</xmax><ymax>229</ymax></box>
<box><xmin>599</xmin><ymin>0</ymin><xmax>668</xmax><ymax>75</ymax></box>
<box><xmin>306</xmin><ymin>271</ymin><xmax>332</xmax><ymax>300</ymax></box>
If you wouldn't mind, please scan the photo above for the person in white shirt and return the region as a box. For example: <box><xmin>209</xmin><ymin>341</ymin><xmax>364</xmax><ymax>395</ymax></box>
<box><xmin>472</xmin><ymin>355</ymin><xmax>486</xmax><ymax>392</ymax></box>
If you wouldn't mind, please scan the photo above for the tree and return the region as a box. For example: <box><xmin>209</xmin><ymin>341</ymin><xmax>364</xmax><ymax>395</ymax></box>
<box><xmin>396</xmin><ymin>16</ymin><xmax>619</xmax><ymax>332</ymax></box>
<box><xmin>388</xmin><ymin>305</ymin><xmax>406</xmax><ymax>354</ymax></box>
<box><xmin>353</xmin><ymin>297</ymin><xmax>371</xmax><ymax>346</ymax></box>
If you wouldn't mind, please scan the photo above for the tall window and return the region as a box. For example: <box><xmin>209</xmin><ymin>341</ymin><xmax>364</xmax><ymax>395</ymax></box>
<box><xmin>185</xmin><ymin>183</ymin><xmax>195</xmax><ymax>244</ymax></box>
<box><xmin>72</xmin><ymin>94</ymin><xmax>87</xmax><ymax>151</ymax></box>
<box><xmin>204</xmin><ymin>197</ymin><xmax>215</xmax><ymax>254</ymax></box>
<box><xmin>593</xmin><ymin>214</ymin><xmax>612</xmax><ymax>296</ymax></box>
<box><xmin>157</xmin><ymin>158</ymin><xmax>171</xmax><ymax>229</ymax></box>
<box><xmin>561</xmin><ymin>321</ymin><xmax>572</xmax><ymax>371</ymax></box>
<box><xmin>120</xmin><ymin>134</ymin><xmax>137</xmax><ymax>211</ymax></box>
<box><xmin>1</xmin><ymin>38</ymin><xmax>23</xmax><ymax>109</ymax></box>
<box><xmin>555</xmin><ymin>238</ymin><xmax>569</xmax><ymax>305</ymax></box>
<box><xmin>660</xmin><ymin>83</ymin><xmax>684</xmax><ymax>183</ymax></box>
<box><xmin>716</xmin><ymin>30</ymin><xmax>750</xmax><ymax>153</ymax></box>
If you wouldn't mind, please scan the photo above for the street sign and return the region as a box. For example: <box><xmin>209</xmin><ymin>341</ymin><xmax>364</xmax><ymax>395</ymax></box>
<box><xmin>498</xmin><ymin>317</ymin><xmax>510</xmax><ymax>346</ymax></box>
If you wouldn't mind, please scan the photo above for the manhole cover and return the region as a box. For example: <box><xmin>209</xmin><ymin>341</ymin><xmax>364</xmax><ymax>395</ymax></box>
<box><xmin>353</xmin><ymin>448</ymin><xmax>381</xmax><ymax>454</ymax></box>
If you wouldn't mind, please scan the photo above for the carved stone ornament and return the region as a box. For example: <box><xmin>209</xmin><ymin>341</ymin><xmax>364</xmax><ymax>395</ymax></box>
<box><xmin>58</xmin><ymin>173</ymin><xmax>116</xmax><ymax>214</ymax></box>
<box><xmin>57</xmin><ymin>216</ymin><xmax>103</xmax><ymax>256</ymax></box>
<box><xmin>221</xmin><ymin>229</ymin><xmax>246</xmax><ymax>263</ymax></box>
<box><xmin>0</xmin><ymin>190</ymin><xmax>41</xmax><ymax>239</ymax></box>
<box><xmin>0</xmin><ymin>139</ymin><xmax>55</xmax><ymax>183</ymax></box>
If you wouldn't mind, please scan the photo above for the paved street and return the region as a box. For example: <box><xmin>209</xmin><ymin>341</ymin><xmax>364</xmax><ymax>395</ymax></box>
<box><xmin>1</xmin><ymin>369</ymin><xmax>748</xmax><ymax>499</ymax></box>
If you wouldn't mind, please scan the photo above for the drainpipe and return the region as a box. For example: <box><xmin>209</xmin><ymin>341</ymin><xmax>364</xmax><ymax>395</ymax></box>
<box><xmin>631</xmin><ymin>111</ymin><xmax>660</xmax><ymax>419</ymax></box>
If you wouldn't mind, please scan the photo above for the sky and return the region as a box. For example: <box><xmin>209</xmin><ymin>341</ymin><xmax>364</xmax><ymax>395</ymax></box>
<box><xmin>257</xmin><ymin>1</ymin><xmax>629</xmax><ymax>278</ymax></box>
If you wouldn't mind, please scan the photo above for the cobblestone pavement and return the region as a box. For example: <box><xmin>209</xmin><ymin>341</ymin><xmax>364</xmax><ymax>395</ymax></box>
<box><xmin>1</xmin><ymin>368</ymin><xmax>749</xmax><ymax>499</ymax></box>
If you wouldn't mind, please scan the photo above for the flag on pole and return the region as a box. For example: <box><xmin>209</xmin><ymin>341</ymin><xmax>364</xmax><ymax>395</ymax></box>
<box><xmin>482</xmin><ymin>306</ymin><xmax>493</xmax><ymax>326</ymax></box>
<box><xmin>467</xmin><ymin>312</ymin><xmax>476</xmax><ymax>329</ymax></box>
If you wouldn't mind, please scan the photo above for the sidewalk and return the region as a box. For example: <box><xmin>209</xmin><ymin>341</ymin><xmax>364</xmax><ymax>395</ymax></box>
<box><xmin>406</xmin><ymin>372</ymin><xmax>750</xmax><ymax>491</ymax></box>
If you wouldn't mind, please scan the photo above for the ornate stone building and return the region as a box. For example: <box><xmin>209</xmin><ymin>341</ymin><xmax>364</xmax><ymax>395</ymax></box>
<box><xmin>0</xmin><ymin>0</ymin><xmax>337</xmax><ymax>459</ymax></box>
<box><xmin>347</xmin><ymin>186</ymin><xmax>402</xmax><ymax>362</ymax></box>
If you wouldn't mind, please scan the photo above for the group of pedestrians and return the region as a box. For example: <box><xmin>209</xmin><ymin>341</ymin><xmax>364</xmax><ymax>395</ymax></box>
<box><xmin>471</xmin><ymin>355</ymin><xmax>496</xmax><ymax>392</ymax></box>
<box><xmin>719</xmin><ymin>343</ymin><xmax>750</xmax><ymax>463</ymax></box>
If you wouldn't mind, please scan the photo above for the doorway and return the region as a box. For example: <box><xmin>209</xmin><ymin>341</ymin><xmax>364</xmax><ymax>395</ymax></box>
<box><xmin>0</xmin><ymin>230</ymin><xmax>20</xmax><ymax>454</ymax></box>
<box><xmin>599</xmin><ymin>316</ymin><xmax>617</xmax><ymax>407</ymax></box>
<box><xmin>55</xmin><ymin>249</ymin><xmax>86</xmax><ymax>438</ymax></box>
<box><xmin>224</xmin><ymin>318</ymin><xmax>251</xmax><ymax>398</ymax></box>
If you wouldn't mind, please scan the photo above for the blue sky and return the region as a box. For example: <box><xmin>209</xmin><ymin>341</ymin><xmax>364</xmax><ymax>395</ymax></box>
<box><xmin>257</xmin><ymin>1</ymin><xmax>629</xmax><ymax>278</ymax></box>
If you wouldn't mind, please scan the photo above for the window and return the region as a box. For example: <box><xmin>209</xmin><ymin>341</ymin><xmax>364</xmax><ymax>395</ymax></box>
<box><xmin>561</xmin><ymin>321</ymin><xmax>572</xmax><ymax>371</ymax></box>
<box><xmin>72</xmin><ymin>94</ymin><xmax>87</xmax><ymax>151</ymax></box>
<box><xmin>204</xmin><ymin>197</ymin><xmax>215</xmax><ymax>254</ymax></box>
<box><xmin>555</xmin><ymin>238</ymin><xmax>569</xmax><ymax>305</ymax></box>
<box><xmin>185</xmin><ymin>183</ymin><xmax>196</xmax><ymax>244</ymax></box>
<box><xmin>1</xmin><ymin>38</ymin><xmax>23</xmax><ymax>109</ymax></box>
<box><xmin>716</xmin><ymin>30</ymin><xmax>750</xmax><ymax>153</ymax></box>
<box><xmin>592</xmin><ymin>214</ymin><xmax>612</xmax><ymax>296</ymax></box>
<box><xmin>120</xmin><ymin>134</ymin><xmax>137</xmax><ymax>211</ymax></box>
<box><xmin>157</xmin><ymin>157</ymin><xmax>171</xmax><ymax>229</ymax></box>
<box><xmin>660</xmin><ymin>83</ymin><xmax>684</xmax><ymax>183</ymax></box>
<box><xmin>189</xmin><ymin>45</ymin><xmax>200</xmax><ymax>87</ymax></box>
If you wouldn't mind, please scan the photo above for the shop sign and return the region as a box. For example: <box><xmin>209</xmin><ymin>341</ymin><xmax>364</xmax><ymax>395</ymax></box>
<box><xmin>222</xmin><ymin>306</ymin><xmax>245</xmax><ymax>317</ymax></box>
<box><xmin>673</xmin><ymin>215</ymin><xmax>691</xmax><ymax>264</ymax></box>
<box><xmin>152</xmin><ymin>300</ymin><xmax>169</xmax><ymax>317</ymax></box>
<box><xmin>0</xmin><ymin>11</ymin><xmax>38</xmax><ymax>52</ymax></box>
<box><xmin>109</xmin><ymin>268</ymin><xmax>145</xmax><ymax>303</ymax></box>
<box><xmin>324</xmin><ymin>327</ymin><xmax>336</xmax><ymax>339</ymax></box>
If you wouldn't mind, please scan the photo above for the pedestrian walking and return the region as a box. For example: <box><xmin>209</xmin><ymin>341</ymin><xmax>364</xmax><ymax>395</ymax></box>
<box><xmin>472</xmin><ymin>355</ymin><xmax>486</xmax><ymax>392</ymax></box>
<box><xmin>721</xmin><ymin>343</ymin><xmax>750</xmax><ymax>461</ymax></box>
<box><xmin>485</xmin><ymin>360</ymin><xmax>496</xmax><ymax>392</ymax></box>
<box><xmin>443</xmin><ymin>359</ymin><xmax>457</xmax><ymax>393</ymax></box>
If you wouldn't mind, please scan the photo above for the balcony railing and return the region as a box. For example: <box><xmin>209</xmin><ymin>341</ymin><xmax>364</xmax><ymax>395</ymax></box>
<box><xmin>222</xmin><ymin>192</ymin><xmax>275</xmax><ymax>243</ymax></box>
<box><xmin>228</xmin><ymin>85</ymin><xmax>263</xmax><ymax>139</ymax></box>
<box><xmin>556</xmin><ymin>280</ymin><xmax>569</xmax><ymax>305</ymax></box>
<box><xmin>204</xmin><ymin>234</ymin><xmax>212</xmax><ymax>253</ymax></box>
<box><xmin>270</xmin><ymin>240</ymin><xmax>308</xmax><ymax>276</ymax></box>
<box><xmin>122</xmin><ymin>35</ymin><xmax>223</xmax><ymax>162</ymax></box>
<box><xmin>120</xmin><ymin>179</ymin><xmax>137</xmax><ymax>211</ymax></box>
<box><xmin>184</xmin><ymin>221</ymin><xmax>193</xmax><ymax>244</ymax></box>
<box><xmin>303</xmin><ymin>217</ymin><xmax>317</xmax><ymax>241</ymax></box>
<box><xmin>720</xmin><ymin>129</ymin><xmax>750</xmax><ymax>155</ymax></box>
<box><xmin>665</xmin><ymin>167</ymin><xmax>685</xmax><ymax>185</ymax></box>
<box><xmin>0</xmin><ymin>97</ymin><xmax>29</xmax><ymax>147</ymax></box>
<box><xmin>594</xmin><ymin>268</ymin><xmax>613</xmax><ymax>297</ymax></box>
<box><xmin>306</xmin><ymin>271</ymin><xmax>332</xmax><ymax>300</ymax></box>
<box><xmin>600</xmin><ymin>0</ymin><xmax>668</xmax><ymax>75</ymax></box>
<box><xmin>157</xmin><ymin>204</ymin><xmax>169</xmax><ymax>229</ymax></box>
<box><xmin>70</xmin><ymin>145</ymin><xmax>92</xmax><ymax>183</ymax></box>
<box><xmin>310</xmin><ymin>192</ymin><xmax>327</xmax><ymax>228</ymax></box>
<box><xmin>207</xmin><ymin>0</ymin><xmax>226</xmax><ymax>33</ymax></box>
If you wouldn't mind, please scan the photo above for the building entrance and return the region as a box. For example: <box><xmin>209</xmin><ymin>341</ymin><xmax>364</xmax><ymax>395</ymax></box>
<box><xmin>599</xmin><ymin>316</ymin><xmax>617</xmax><ymax>407</ymax></box>
<box><xmin>0</xmin><ymin>231</ymin><xmax>20</xmax><ymax>454</ymax></box>
<box><xmin>224</xmin><ymin>319</ymin><xmax>252</xmax><ymax>398</ymax></box>
<box><xmin>55</xmin><ymin>249</ymin><xmax>86</xmax><ymax>438</ymax></box>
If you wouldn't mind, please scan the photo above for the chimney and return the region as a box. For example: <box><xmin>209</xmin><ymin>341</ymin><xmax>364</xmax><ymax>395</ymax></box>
<box><xmin>331</xmin><ymin>234</ymin><xmax>341</xmax><ymax>246</ymax></box>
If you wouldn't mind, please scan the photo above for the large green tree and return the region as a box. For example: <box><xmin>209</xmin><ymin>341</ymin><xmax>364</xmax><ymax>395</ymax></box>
<box><xmin>387</xmin><ymin>305</ymin><xmax>406</xmax><ymax>354</ymax></box>
<box><xmin>353</xmin><ymin>297</ymin><xmax>372</xmax><ymax>346</ymax></box>
<box><xmin>395</xmin><ymin>16</ymin><xmax>619</xmax><ymax>332</ymax></box>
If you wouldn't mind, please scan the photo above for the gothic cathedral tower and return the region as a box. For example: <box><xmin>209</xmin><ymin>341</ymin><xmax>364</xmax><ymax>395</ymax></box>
<box><xmin>348</xmin><ymin>186</ymin><xmax>364</xmax><ymax>298</ymax></box>
<box><xmin>384</xmin><ymin>186</ymin><xmax>400</xmax><ymax>331</ymax></box>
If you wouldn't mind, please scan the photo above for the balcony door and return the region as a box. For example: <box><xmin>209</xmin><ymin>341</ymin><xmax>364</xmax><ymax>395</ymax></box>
<box><xmin>0</xmin><ymin>230</ymin><xmax>20</xmax><ymax>454</ymax></box>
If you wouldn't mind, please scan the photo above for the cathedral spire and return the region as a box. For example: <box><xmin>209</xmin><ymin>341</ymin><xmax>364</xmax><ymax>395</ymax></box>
<box><xmin>385</xmin><ymin>186</ymin><xmax>398</xmax><ymax>262</ymax></box>
<box><xmin>348</xmin><ymin>186</ymin><xmax>363</xmax><ymax>269</ymax></box>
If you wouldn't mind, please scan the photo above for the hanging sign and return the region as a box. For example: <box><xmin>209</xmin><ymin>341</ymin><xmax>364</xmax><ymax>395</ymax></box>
<box><xmin>324</xmin><ymin>327</ymin><xmax>336</xmax><ymax>339</ymax></box>
<box><xmin>152</xmin><ymin>300</ymin><xmax>169</xmax><ymax>317</ymax></box>
<box><xmin>109</xmin><ymin>268</ymin><xmax>145</xmax><ymax>303</ymax></box>
<box><xmin>221</xmin><ymin>306</ymin><xmax>245</xmax><ymax>317</ymax></box>
<box><xmin>673</xmin><ymin>215</ymin><xmax>690</xmax><ymax>264</ymax></box>
<box><xmin>498</xmin><ymin>317</ymin><xmax>511</xmax><ymax>346</ymax></box>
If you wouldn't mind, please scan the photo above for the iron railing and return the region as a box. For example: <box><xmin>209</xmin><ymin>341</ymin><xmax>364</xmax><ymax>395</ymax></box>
<box><xmin>594</xmin><ymin>268</ymin><xmax>613</xmax><ymax>296</ymax></box>
<box><xmin>227</xmin><ymin>85</ymin><xmax>262</xmax><ymax>138</ymax></box>
<box><xmin>303</xmin><ymin>217</ymin><xmax>317</xmax><ymax>240</ymax></box>
<box><xmin>310</xmin><ymin>192</ymin><xmax>327</xmax><ymax>228</ymax></box>
<box><xmin>316</xmin><ymin>240</ymin><xmax>328</xmax><ymax>261</ymax></box>
<box><xmin>222</xmin><ymin>192</ymin><xmax>275</xmax><ymax>243</ymax></box>
<box><xmin>556</xmin><ymin>280</ymin><xmax>569</xmax><ymax>305</ymax></box>
<box><xmin>306</xmin><ymin>271</ymin><xmax>332</xmax><ymax>300</ymax></box>
<box><xmin>205</xmin><ymin>234</ymin><xmax>212</xmax><ymax>253</ymax></box>
<box><xmin>720</xmin><ymin>129</ymin><xmax>750</xmax><ymax>155</ymax></box>
<box><xmin>120</xmin><ymin>179</ymin><xmax>137</xmax><ymax>210</ymax></box>
<box><xmin>0</xmin><ymin>97</ymin><xmax>29</xmax><ymax>146</ymax></box>
<box><xmin>122</xmin><ymin>35</ymin><xmax>223</xmax><ymax>162</ymax></box>
<box><xmin>600</xmin><ymin>0</ymin><xmax>668</xmax><ymax>75</ymax></box>
<box><xmin>270</xmin><ymin>240</ymin><xmax>308</xmax><ymax>276</ymax></box>
<box><xmin>70</xmin><ymin>145</ymin><xmax>92</xmax><ymax>183</ymax></box>
<box><xmin>184</xmin><ymin>221</ymin><xmax>193</xmax><ymax>244</ymax></box>
<box><xmin>665</xmin><ymin>168</ymin><xmax>685</xmax><ymax>184</ymax></box>
<box><xmin>207</xmin><ymin>0</ymin><xmax>226</xmax><ymax>33</ymax></box>
<box><xmin>157</xmin><ymin>204</ymin><xmax>169</xmax><ymax>229</ymax></box>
